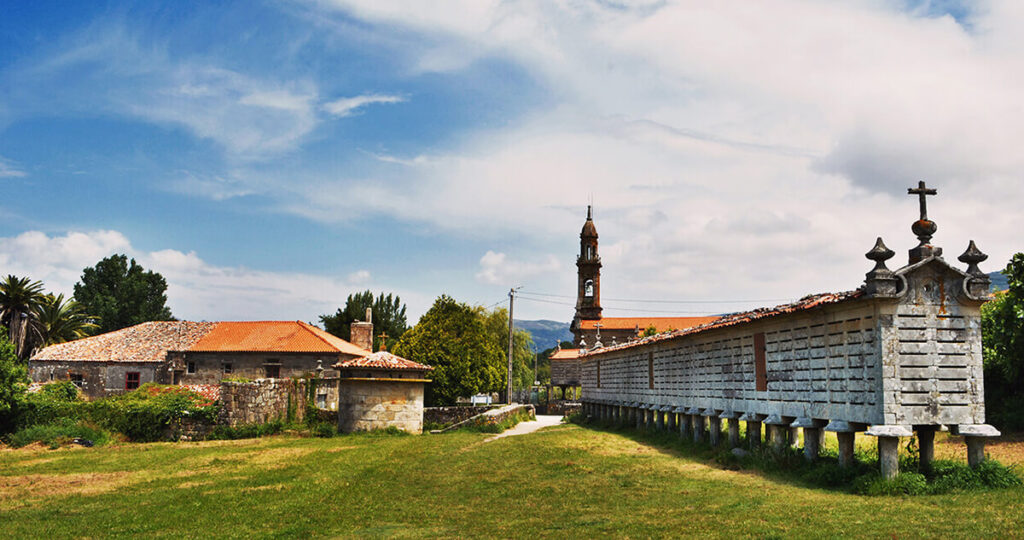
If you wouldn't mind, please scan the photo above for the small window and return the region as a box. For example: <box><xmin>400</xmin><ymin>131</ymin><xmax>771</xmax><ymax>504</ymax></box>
<box><xmin>316</xmin><ymin>394</ymin><xmax>327</xmax><ymax>408</ymax></box>
<box><xmin>223</xmin><ymin>363</ymin><xmax>233</xmax><ymax>374</ymax></box>
<box><xmin>586</xmin><ymin>246</ymin><xmax>593</xmax><ymax>259</ymax></box>
<box><xmin>125</xmin><ymin>372</ymin><xmax>141</xmax><ymax>390</ymax></box>
<box><xmin>186</xmin><ymin>361</ymin><xmax>197</xmax><ymax>374</ymax></box>
<box><xmin>69</xmin><ymin>373</ymin><xmax>84</xmax><ymax>388</ymax></box>
<box><xmin>265</xmin><ymin>364</ymin><xmax>280</xmax><ymax>378</ymax></box>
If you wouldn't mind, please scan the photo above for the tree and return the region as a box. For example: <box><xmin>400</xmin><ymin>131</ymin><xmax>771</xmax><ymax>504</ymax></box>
<box><xmin>477</xmin><ymin>306</ymin><xmax>535</xmax><ymax>391</ymax></box>
<box><xmin>73</xmin><ymin>255</ymin><xmax>174</xmax><ymax>333</ymax></box>
<box><xmin>34</xmin><ymin>293</ymin><xmax>99</xmax><ymax>346</ymax></box>
<box><xmin>392</xmin><ymin>295</ymin><xmax>504</xmax><ymax>406</ymax></box>
<box><xmin>0</xmin><ymin>328</ymin><xmax>29</xmax><ymax>433</ymax></box>
<box><xmin>0</xmin><ymin>275</ymin><xmax>45</xmax><ymax>359</ymax></box>
<box><xmin>981</xmin><ymin>253</ymin><xmax>1024</xmax><ymax>431</ymax></box>
<box><xmin>320</xmin><ymin>291</ymin><xmax>408</xmax><ymax>350</ymax></box>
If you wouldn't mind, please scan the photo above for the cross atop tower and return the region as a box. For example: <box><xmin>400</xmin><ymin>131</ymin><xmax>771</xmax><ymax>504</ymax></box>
<box><xmin>377</xmin><ymin>332</ymin><xmax>388</xmax><ymax>352</ymax></box>
<box><xmin>908</xmin><ymin>181</ymin><xmax>937</xmax><ymax>221</ymax></box>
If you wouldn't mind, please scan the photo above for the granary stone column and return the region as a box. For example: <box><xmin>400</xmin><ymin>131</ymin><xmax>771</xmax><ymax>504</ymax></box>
<box><xmin>704</xmin><ymin>409</ymin><xmax>722</xmax><ymax>447</ymax></box>
<box><xmin>953</xmin><ymin>424</ymin><xmax>1001</xmax><ymax>468</ymax></box>
<box><xmin>740</xmin><ymin>412</ymin><xmax>764</xmax><ymax>448</ymax></box>
<box><xmin>792</xmin><ymin>418</ymin><xmax>827</xmax><ymax>462</ymax></box>
<box><xmin>764</xmin><ymin>415</ymin><xmax>789</xmax><ymax>453</ymax></box>
<box><xmin>825</xmin><ymin>421</ymin><xmax>865</xmax><ymax>468</ymax></box>
<box><xmin>618</xmin><ymin>403</ymin><xmax>627</xmax><ymax>426</ymax></box>
<box><xmin>675</xmin><ymin>407</ymin><xmax>690</xmax><ymax>439</ymax></box>
<box><xmin>914</xmin><ymin>425</ymin><xmax>936</xmax><ymax>470</ymax></box>
<box><xmin>646</xmin><ymin>406</ymin><xmax>656</xmax><ymax>431</ymax></box>
<box><xmin>666</xmin><ymin>406</ymin><xmax>677</xmax><ymax>432</ymax></box>
<box><xmin>636</xmin><ymin>404</ymin><xmax>645</xmax><ymax>430</ymax></box>
<box><xmin>724</xmin><ymin>413</ymin><xmax>741</xmax><ymax>448</ymax></box>
<box><xmin>655</xmin><ymin>406</ymin><xmax>665</xmax><ymax>431</ymax></box>
<box><xmin>688</xmin><ymin>408</ymin><xmax>705</xmax><ymax>443</ymax></box>
<box><xmin>866</xmin><ymin>425</ymin><xmax>913</xmax><ymax>479</ymax></box>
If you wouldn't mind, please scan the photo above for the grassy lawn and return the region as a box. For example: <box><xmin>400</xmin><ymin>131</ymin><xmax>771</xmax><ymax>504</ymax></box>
<box><xmin>2</xmin><ymin>423</ymin><xmax>1023</xmax><ymax>538</ymax></box>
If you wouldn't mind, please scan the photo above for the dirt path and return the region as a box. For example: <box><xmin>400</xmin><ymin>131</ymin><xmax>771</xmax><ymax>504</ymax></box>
<box><xmin>484</xmin><ymin>415</ymin><xmax>564</xmax><ymax>442</ymax></box>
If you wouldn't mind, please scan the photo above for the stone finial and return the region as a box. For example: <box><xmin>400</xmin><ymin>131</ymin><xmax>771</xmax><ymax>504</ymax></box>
<box><xmin>578</xmin><ymin>336</ymin><xmax>587</xmax><ymax>349</ymax></box>
<box><xmin>959</xmin><ymin>240</ymin><xmax>991</xmax><ymax>298</ymax></box>
<box><xmin>611</xmin><ymin>336</ymin><xmax>617</xmax><ymax>347</ymax></box>
<box><xmin>315</xmin><ymin>359</ymin><xmax>324</xmax><ymax>378</ymax></box>
<box><xmin>864</xmin><ymin>237</ymin><xmax>899</xmax><ymax>297</ymax></box>
<box><xmin>908</xmin><ymin>181</ymin><xmax>943</xmax><ymax>263</ymax></box>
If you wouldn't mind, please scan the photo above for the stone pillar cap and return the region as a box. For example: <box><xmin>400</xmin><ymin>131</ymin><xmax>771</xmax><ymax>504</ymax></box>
<box><xmin>659</xmin><ymin>405</ymin><xmax>673</xmax><ymax>412</ymax></box>
<box><xmin>950</xmin><ymin>424</ymin><xmax>1001</xmax><ymax>437</ymax></box>
<box><xmin>739</xmin><ymin>412</ymin><xmax>766</xmax><ymax>421</ymax></box>
<box><xmin>763</xmin><ymin>414</ymin><xmax>787</xmax><ymax>425</ymax></box>
<box><xmin>685</xmin><ymin>407</ymin><xmax>702</xmax><ymax>415</ymax></box>
<box><xmin>719</xmin><ymin>410</ymin><xmax>741</xmax><ymax>419</ymax></box>
<box><xmin>865</xmin><ymin>425</ymin><xmax>914</xmax><ymax>437</ymax></box>
<box><xmin>701</xmin><ymin>408</ymin><xmax>719</xmax><ymax>417</ymax></box>
<box><xmin>671</xmin><ymin>406</ymin><xmax>688</xmax><ymax>413</ymax></box>
<box><xmin>791</xmin><ymin>417</ymin><xmax>827</xmax><ymax>428</ymax></box>
<box><xmin>824</xmin><ymin>420</ymin><xmax>867</xmax><ymax>432</ymax></box>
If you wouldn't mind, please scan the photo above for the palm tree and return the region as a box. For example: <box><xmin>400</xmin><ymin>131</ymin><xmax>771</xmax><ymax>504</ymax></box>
<box><xmin>0</xmin><ymin>275</ymin><xmax>45</xmax><ymax>359</ymax></box>
<box><xmin>34</xmin><ymin>293</ymin><xmax>99</xmax><ymax>347</ymax></box>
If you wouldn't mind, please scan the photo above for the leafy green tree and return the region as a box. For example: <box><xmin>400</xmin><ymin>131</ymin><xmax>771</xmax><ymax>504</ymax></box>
<box><xmin>320</xmin><ymin>291</ymin><xmax>407</xmax><ymax>350</ymax></box>
<box><xmin>982</xmin><ymin>253</ymin><xmax>1024</xmax><ymax>431</ymax></box>
<box><xmin>73</xmin><ymin>255</ymin><xmax>174</xmax><ymax>333</ymax></box>
<box><xmin>34</xmin><ymin>293</ymin><xmax>99</xmax><ymax>346</ymax></box>
<box><xmin>0</xmin><ymin>275</ymin><xmax>46</xmax><ymax>359</ymax></box>
<box><xmin>392</xmin><ymin>295</ymin><xmax>504</xmax><ymax>406</ymax></box>
<box><xmin>477</xmin><ymin>306</ymin><xmax>535</xmax><ymax>391</ymax></box>
<box><xmin>0</xmin><ymin>328</ymin><xmax>29</xmax><ymax>432</ymax></box>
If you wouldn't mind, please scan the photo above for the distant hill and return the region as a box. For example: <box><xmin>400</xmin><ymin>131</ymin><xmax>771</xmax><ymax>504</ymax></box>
<box><xmin>514</xmin><ymin>319</ymin><xmax>573</xmax><ymax>352</ymax></box>
<box><xmin>989</xmin><ymin>271</ymin><xmax>1008</xmax><ymax>291</ymax></box>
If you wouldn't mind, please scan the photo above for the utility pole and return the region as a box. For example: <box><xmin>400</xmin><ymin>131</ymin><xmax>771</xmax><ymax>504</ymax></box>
<box><xmin>507</xmin><ymin>286</ymin><xmax>519</xmax><ymax>404</ymax></box>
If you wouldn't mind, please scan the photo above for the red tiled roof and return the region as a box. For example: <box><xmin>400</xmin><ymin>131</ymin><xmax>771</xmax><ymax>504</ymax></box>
<box><xmin>335</xmin><ymin>351</ymin><xmax>432</xmax><ymax>371</ymax></box>
<box><xmin>189</xmin><ymin>321</ymin><xmax>367</xmax><ymax>355</ymax></box>
<box><xmin>583</xmin><ymin>291</ymin><xmax>863</xmax><ymax>357</ymax></box>
<box><xmin>549</xmin><ymin>348</ymin><xmax>581</xmax><ymax>360</ymax></box>
<box><xmin>31</xmin><ymin>321</ymin><xmax>216</xmax><ymax>363</ymax></box>
<box><xmin>182</xmin><ymin>384</ymin><xmax>222</xmax><ymax>403</ymax></box>
<box><xmin>580</xmin><ymin>316</ymin><xmax>720</xmax><ymax>332</ymax></box>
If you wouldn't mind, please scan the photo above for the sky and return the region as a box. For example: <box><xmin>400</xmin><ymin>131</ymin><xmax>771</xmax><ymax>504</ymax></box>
<box><xmin>1</xmin><ymin>0</ymin><xmax>1022</xmax><ymax>326</ymax></box>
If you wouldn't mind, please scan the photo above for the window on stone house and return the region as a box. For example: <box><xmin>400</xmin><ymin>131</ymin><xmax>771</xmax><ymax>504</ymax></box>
<box><xmin>125</xmin><ymin>372</ymin><xmax>141</xmax><ymax>390</ymax></box>
<box><xmin>223</xmin><ymin>363</ymin><xmax>232</xmax><ymax>374</ymax></box>
<box><xmin>69</xmin><ymin>373</ymin><xmax>84</xmax><ymax>388</ymax></box>
<box><xmin>265</xmin><ymin>363</ymin><xmax>280</xmax><ymax>378</ymax></box>
<box><xmin>187</xmin><ymin>361</ymin><xmax>196</xmax><ymax>374</ymax></box>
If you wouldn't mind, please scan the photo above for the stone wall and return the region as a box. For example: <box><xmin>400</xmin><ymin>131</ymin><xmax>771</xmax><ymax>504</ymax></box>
<box><xmin>28</xmin><ymin>360</ymin><xmax>163</xmax><ymax>399</ymax></box>
<box><xmin>338</xmin><ymin>379</ymin><xmax>425</xmax><ymax>434</ymax></box>
<box><xmin>171</xmin><ymin>352</ymin><xmax>348</xmax><ymax>385</ymax></box>
<box><xmin>424</xmin><ymin>406</ymin><xmax>495</xmax><ymax>427</ymax></box>
<box><xmin>220</xmin><ymin>378</ymin><xmax>308</xmax><ymax>426</ymax></box>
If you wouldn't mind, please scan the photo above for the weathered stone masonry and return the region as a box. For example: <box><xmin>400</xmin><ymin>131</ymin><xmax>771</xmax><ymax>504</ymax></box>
<box><xmin>580</xmin><ymin>184</ymin><xmax>1000</xmax><ymax>479</ymax></box>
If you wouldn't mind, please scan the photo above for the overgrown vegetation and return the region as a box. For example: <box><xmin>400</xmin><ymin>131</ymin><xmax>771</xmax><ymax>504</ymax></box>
<box><xmin>461</xmin><ymin>409</ymin><xmax>534</xmax><ymax>433</ymax></box>
<box><xmin>982</xmin><ymin>252</ymin><xmax>1024</xmax><ymax>432</ymax></box>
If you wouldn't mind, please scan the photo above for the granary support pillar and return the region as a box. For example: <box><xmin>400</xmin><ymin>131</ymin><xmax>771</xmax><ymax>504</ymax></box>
<box><xmin>636</xmin><ymin>405</ymin><xmax>645</xmax><ymax>430</ymax></box>
<box><xmin>690</xmin><ymin>408</ymin><xmax>705</xmax><ymax>443</ymax></box>
<box><xmin>953</xmin><ymin>424</ymin><xmax>1001</xmax><ymax>468</ymax></box>
<box><xmin>666</xmin><ymin>407</ymin><xmax>677</xmax><ymax>432</ymax></box>
<box><xmin>867</xmin><ymin>425</ymin><xmax>913</xmax><ymax>479</ymax></box>
<box><xmin>619</xmin><ymin>403</ymin><xmax>627</xmax><ymax>426</ymax></box>
<box><xmin>741</xmin><ymin>412</ymin><xmax>764</xmax><ymax>448</ymax></box>
<box><xmin>704</xmin><ymin>409</ymin><xmax>722</xmax><ymax>447</ymax></box>
<box><xmin>646</xmin><ymin>406</ymin><xmax>656</xmax><ymax>431</ymax></box>
<box><xmin>764</xmin><ymin>415</ymin><xmax>788</xmax><ymax>453</ymax></box>
<box><xmin>826</xmin><ymin>421</ymin><xmax>865</xmax><ymax>468</ymax></box>
<box><xmin>655</xmin><ymin>407</ymin><xmax>665</xmax><ymax>431</ymax></box>
<box><xmin>915</xmin><ymin>425</ymin><xmax>936</xmax><ymax>470</ymax></box>
<box><xmin>793</xmin><ymin>418</ymin><xmax>827</xmax><ymax>462</ymax></box>
<box><xmin>675</xmin><ymin>407</ymin><xmax>690</xmax><ymax>440</ymax></box>
<box><xmin>721</xmin><ymin>411</ymin><xmax>741</xmax><ymax>448</ymax></box>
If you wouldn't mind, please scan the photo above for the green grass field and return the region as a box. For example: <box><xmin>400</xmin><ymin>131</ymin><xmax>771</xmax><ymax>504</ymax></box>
<box><xmin>2</xmin><ymin>423</ymin><xmax>1023</xmax><ymax>538</ymax></box>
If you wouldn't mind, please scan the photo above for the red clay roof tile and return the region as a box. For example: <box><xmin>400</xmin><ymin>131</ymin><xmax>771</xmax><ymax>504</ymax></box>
<box><xmin>335</xmin><ymin>351</ymin><xmax>432</xmax><ymax>371</ymax></box>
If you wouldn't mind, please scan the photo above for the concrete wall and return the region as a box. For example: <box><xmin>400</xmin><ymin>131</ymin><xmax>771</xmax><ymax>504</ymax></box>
<box><xmin>28</xmin><ymin>360</ymin><xmax>163</xmax><ymax>399</ymax></box>
<box><xmin>338</xmin><ymin>379</ymin><xmax>425</xmax><ymax>434</ymax></box>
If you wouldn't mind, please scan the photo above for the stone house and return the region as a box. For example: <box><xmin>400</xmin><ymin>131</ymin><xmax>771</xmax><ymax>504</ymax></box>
<box><xmin>29</xmin><ymin>320</ymin><xmax>371</xmax><ymax>399</ymax></box>
<box><xmin>335</xmin><ymin>350</ymin><xmax>432</xmax><ymax>433</ymax></box>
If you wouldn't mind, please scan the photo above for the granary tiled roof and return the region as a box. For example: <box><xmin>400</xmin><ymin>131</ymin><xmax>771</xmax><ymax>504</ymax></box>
<box><xmin>335</xmin><ymin>351</ymin><xmax>432</xmax><ymax>371</ymax></box>
<box><xmin>582</xmin><ymin>290</ymin><xmax>863</xmax><ymax>357</ymax></box>
<box><xmin>31</xmin><ymin>321</ymin><xmax>217</xmax><ymax>363</ymax></box>
<box><xmin>580</xmin><ymin>316</ymin><xmax>721</xmax><ymax>332</ymax></box>
<box><xmin>189</xmin><ymin>321</ymin><xmax>367</xmax><ymax>355</ymax></box>
<box><xmin>549</xmin><ymin>348</ymin><xmax>581</xmax><ymax>360</ymax></box>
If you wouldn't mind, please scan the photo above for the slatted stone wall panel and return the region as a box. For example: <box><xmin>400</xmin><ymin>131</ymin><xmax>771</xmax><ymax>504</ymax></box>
<box><xmin>582</xmin><ymin>304</ymin><xmax>885</xmax><ymax>424</ymax></box>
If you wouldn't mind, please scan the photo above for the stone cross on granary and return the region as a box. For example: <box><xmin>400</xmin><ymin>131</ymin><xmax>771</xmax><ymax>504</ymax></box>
<box><xmin>377</xmin><ymin>332</ymin><xmax>388</xmax><ymax>352</ymax></box>
<box><xmin>593</xmin><ymin>322</ymin><xmax>603</xmax><ymax>349</ymax></box>
<box><xmin>908</xmin><ymin>181</ymin><xmax>942</xmax><ymax>263</ymax></box>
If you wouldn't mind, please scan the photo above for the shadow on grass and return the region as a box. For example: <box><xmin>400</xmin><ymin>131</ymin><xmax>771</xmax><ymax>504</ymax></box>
<box><xmin>572</xmin><ymin>416</ymin><xmax>1022</xmax><ymax>496</ymax></box>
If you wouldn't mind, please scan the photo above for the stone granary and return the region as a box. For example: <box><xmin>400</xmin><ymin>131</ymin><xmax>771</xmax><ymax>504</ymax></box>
<box><xmin>29</xmin><ymin>319</ymin><xmax>371</xmax><ymax>399</ymax></box>
<box><xmin>579</xmin><ymin>182</ymin><xmax>1000</xmax><ymax>479</ymax></box>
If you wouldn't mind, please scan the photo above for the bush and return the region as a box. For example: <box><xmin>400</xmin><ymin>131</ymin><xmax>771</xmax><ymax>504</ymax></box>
<box><xmin>5</xmin><ymin>419</ymin><xmax>112</xmax><ymax>449</ymax></box>
<box><xmin>209</xmin><ymin>420</ymin><xmax>284</xmax><ymax>440</ymax></box>
<box><xmin>90</xmin><ymin>384</ymin><xmax>220</xmax><ymax>442</ymax></box>
<box><xmin>853</xmin><ymin>472</ymin><xmax>929</xmax><ymax>496</ymax></box>
<box><xmin>312</xmin><ymin>423</ymin><xmax>337</xmax><ymax>438</ymax></box>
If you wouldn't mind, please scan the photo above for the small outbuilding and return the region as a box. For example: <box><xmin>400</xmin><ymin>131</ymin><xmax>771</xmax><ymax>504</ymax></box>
<box><xmin>334</xmin><ymin>350</ymin><xmax>432</xmax><ymax>434</ymax></box>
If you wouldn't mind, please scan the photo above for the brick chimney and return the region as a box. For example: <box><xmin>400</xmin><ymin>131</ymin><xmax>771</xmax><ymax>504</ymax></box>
<box><xmin>350</xmin><ymin>308</ymin><xmax>373</xmax><ymax>351</ymax></box>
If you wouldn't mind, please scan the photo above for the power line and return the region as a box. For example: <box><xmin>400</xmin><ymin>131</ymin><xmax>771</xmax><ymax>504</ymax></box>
<box><xmin>515</xmin><ymin>295</ymin><xmax>728</xmax><ymax>315</ymax></box>
<box><xmin>518</xmin><ymin>290</ymin><xmax>794</xmax><ymax>305</ymax></box>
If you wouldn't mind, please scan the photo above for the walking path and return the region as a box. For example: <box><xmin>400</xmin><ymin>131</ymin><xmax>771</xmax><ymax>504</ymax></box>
<box><xmin>484</xmin><ymin>414</ymin><xmax>564</xmax><ymax>442</ymax></box>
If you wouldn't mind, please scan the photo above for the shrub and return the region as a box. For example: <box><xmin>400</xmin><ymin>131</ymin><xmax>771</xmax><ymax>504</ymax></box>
<box><xmin>209</xmin><ymin>420</ymin><xmax>284</xmax><ymax>440</ymax></box>
<box><xmin>5</xmin><ymin>418</ymin><xmax>112</xmax><ymax>449</ymax></box>
<box><xmin>853</xmin><ymin>472</ymin><xmax>929</xmax><ymax>496</ymax></box>
<box><xmin>38</xmin><ymin>381</ymin><xmax>80</xmax><ymax>402</ymax></box>
<box><xmin>312</xmin><ymin>423</ymin><xmax>337</xmax><ymax>438</ymax></box>
<box><xmin>90</xmin><ymin>384</ymin><xmax>220</xmax><ymax>442</ymax></box>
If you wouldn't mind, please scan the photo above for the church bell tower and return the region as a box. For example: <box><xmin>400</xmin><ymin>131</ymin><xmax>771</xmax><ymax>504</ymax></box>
<box><xmin>574</xmin><ymin>205</ymin><xmax>602</xmax><ymax>324</ymax></box>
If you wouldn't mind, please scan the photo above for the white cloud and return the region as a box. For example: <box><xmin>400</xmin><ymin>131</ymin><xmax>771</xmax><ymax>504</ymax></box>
<box><xmin>475</xmin><ymin>250</ymin><xmax>561</xmax><ymax>285</ymax></box>
<box><xmin>323</xmin><ymin>93</ymin><xmax>405</xmax><ymax>117</ymax></box>
<box><xmin>0</xmin><ymin>156</ymin><xmax>26</xmax><ymax>178</ymax></box>
<box><xmin>0</xmin><ymin>230</ymin><xmax>430</xmax><ymax>323</ymax></box>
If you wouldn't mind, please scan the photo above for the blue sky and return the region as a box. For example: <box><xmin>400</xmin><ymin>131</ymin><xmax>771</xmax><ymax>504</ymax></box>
<box><xmin>1</xmin><ymin>1</ymin><xmax>1021</xmax><ymax>325</ymax></box>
